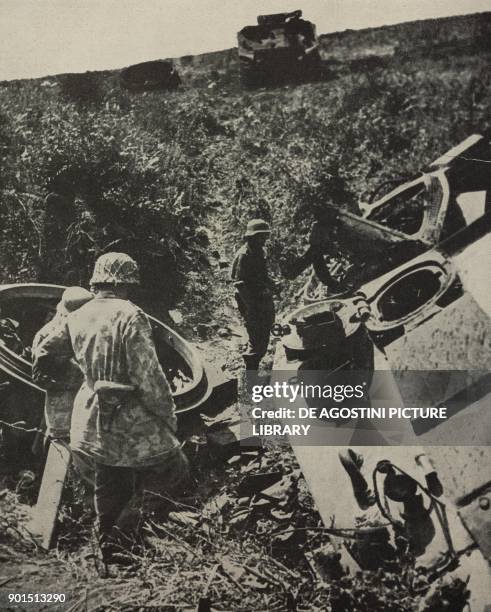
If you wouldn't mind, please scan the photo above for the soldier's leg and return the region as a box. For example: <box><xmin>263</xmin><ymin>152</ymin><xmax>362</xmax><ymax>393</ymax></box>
<box><xmin>71</xmin><ymin>450</ymin><xmax>95</xmax><ymax>486</ymax></box>
<box><xmin>252</xmin><ymin>300</ymin><xmax>276</xmax><ymax>365</ymax></box>
<box><xmin>137</xmin><ymin>448</ymin><xmax>191</xmax><ymax>522</ymax></box>
<box><xmin>243</xmin><ymin>315</ymin><xmax>262</xmax><ymax>370</ymax></box>
<box><xmin>235</xmin><ymin>294</ymin><xmax>261</xmax><ymax>369</ymax></box>
<box><xmin>94</xmin><ymin>463</ymin><xmax>134</xmax><ymax>558</ymax></box>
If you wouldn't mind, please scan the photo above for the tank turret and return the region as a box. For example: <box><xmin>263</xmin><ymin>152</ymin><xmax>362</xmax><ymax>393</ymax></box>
<box><xmin>237</xmin><ymin>10</ymin><xmax>322</xmax><ymax>87</ymax></box>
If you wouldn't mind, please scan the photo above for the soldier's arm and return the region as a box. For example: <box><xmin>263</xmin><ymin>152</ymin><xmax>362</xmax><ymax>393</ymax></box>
<box><xmin>124</xmin><ymin>310</ymin><xmax>177</xmax><ymax>433</ymax></box>
<box><xmin>234</xmin><ymin>251</ymin><xmax>270</xmax><ymax>308</ymax></box>
<box><xmin>235</xmin><ymin>282</ymin><xmax>257</xmax><ymax>311</ymax></box>
<box><xmin>32</xmin><ymin>321</ymin><xmax>72</xmax><ymax>385</ymax></box>
<box><xmin>308</xmin><ymin>221</ymin><xmax>346</xmax><ymax>293</ymax></box>
<box><xmin>232</xmin><ymin>251</ymin><xmax>252</xmax><ymax>305</ymax></box>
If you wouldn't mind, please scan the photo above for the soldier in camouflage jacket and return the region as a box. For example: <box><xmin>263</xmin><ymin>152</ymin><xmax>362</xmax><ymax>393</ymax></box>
<box><xmin>35</xmin><ymin>253</ymin><xmax>189</xmax><ymax>563</ymax></box>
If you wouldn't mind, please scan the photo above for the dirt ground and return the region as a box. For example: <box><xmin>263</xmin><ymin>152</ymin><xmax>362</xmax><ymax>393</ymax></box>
<box><xmin>1</xmin><ymin>242</ymin><xmax>489</xmax><ymax>611</ymax></box>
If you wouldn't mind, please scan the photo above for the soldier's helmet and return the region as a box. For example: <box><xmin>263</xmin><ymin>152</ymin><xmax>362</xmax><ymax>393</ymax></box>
<box><xmin>57</xmin><ymin>287</ymin><xmax>93</xmax><ymax>315</ymax></box>
<box><xmin>90</xmin><ymin>252</ymin><xmax>140</xmax><ymax>286</ymax></box>
<box><xmin>244</xmin><ymin>219</ymin><xmax>271</xmax><ymax>237</ymax></box>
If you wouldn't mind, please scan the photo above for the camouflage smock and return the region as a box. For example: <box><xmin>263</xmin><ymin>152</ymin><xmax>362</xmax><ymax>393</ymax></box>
<box><xmin>32</xmin><ymin>315</ymin><xmax>84</xmax><ymax>438</ymax></box>
<box><xmin>36</xmin><ymin>296</ymin><xmax>179</xmax><ymax>467</ymax></box>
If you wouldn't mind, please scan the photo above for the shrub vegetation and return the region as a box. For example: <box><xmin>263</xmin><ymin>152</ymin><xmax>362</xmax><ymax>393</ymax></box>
<box><xmin>0</xmin><ymin>18</ymin><xmax>489</xmax><ymax>312</ymax></box>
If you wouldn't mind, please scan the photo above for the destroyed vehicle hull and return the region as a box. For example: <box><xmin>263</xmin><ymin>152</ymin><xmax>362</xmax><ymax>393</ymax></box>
<box><xmin>120</xmin><ymin>60</ymin><xmax>180</xmax><ymax>91</ymax></box>
<box><xmin>283</xmin><ymin>250</ymin><xmax>462</xmax><ymax>359</ymax></box>
<box><xmin>302</xmin><ymin>132</ymin><xmax>491</xmax><ymax>304</ymax></box>
<box><xmin>238</xmin><ymin>10</ymin><xmax>321</xmax><ymax>87</ymax></box>
<box><xmin>273</xmin><ymin>133</ymin><xmax>491</xmax><ymax>567</ymax></box>
<box><xmin>0</xmin><ymin>284</ymin><xmax>210</xmax><ymax>414</ymax></box>
<box><xmin>297</xmin><ymin>209</ymin><xmax>489</xmax><ymax>348</ymax></box>
<box><xmin>239</xmin><ymin>48</ymin><xmax>322</xmax><ymax>88</ymax></box>
<box><xmin>361</xmin><ymin>132</ymin><xmax>491</xmax><ymax>241</ymax></box>
<box><xmin>302</xmin><ymin>208</ymin><xmax>427</xmax><ymax>304</ymax></box>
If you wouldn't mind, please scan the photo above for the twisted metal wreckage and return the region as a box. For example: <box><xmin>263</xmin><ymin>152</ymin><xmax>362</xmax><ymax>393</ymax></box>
<box><xmin>269</xmin><ymin>130</ymin><xmax>491</xmax><ymax>586</ymax></box>
<box><xmin>237</xmin><ymin>10</ymin><xmax>322</xmax><ymax>87</ymax></box>
<box><xmin>0</xmin><ymin>133</ymin><xmax>490</xmax><ymax>586</ymax></box>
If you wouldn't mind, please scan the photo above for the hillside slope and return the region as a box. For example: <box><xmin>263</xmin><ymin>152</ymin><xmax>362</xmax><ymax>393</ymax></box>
<box><xmin>0</xmin><ymin>12</ymin><xmax>490</xmax><ymax>611</ymax></box>
<box><xmin>0</xmin><ymin>12</ymin><xmax>490</xmax><ymax>320</ymax></box>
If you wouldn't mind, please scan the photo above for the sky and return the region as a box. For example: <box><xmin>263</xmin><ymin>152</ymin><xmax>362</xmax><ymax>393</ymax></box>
<box><xmin>0</xmin><ymin>0</ymin><xmax>489</xmax><ymax>81</ymax></box>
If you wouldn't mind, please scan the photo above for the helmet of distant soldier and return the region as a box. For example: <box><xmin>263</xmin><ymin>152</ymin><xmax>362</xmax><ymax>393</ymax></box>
<box><xmin>244</xmin><ymin>219</ymin><xmax>271</xmax><ymax>237</ymax></box>
<box><xmin>90</xmin><ymin>252</ymin><xmax>140</xmax><ymax>286</ymax></box>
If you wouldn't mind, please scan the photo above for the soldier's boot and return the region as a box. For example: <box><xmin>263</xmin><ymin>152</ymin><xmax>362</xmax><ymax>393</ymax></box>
<box><xmin>243</xmin><ymin>354</ymin><xmax>261</xmax><ymax>371</ymax></box>
<box><xmin>243</xmin><ymin>354</ymin><xmax>261</xmax><ymax>394</ymax></box>
<box><xmin>339</xmin><ymin>448</ymin><xmax>376</xmax><ymax>510</ymax></box>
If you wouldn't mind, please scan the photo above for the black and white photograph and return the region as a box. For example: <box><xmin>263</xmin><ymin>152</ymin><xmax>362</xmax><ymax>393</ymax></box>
<box><xmin>0</xmin><ymin>1</ymin><xmax>490</xmax><ymax>610</ymax></box>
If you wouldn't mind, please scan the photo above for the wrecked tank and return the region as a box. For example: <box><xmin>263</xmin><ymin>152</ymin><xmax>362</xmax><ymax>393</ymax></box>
<box><xmin>237</xmin><ymin>10</ymin><xmax>322</xmax><ymax>88</ymax></box>
<box><xmin>300</xmin><ymin>132</ymin><xmax>491</xmax><ymax>304</ymax></box>
<box><xmin>120</xmin><ymin>60</ymin><xmax>180</xmax><ymax>91</ymax></box>
<box><xmin>274</xmin><ymin>130</ymin><xmax>491</xmax><ymax>429</ymax></box>
<box><xmin>272</xmin><ymin>133</ymin><xmax>491</xmax><ymax>568</ymax></box>
<box><xmin>0</xmin><ymin>284</ymin><xmax>211</xmax><ymax>462</ymax></box>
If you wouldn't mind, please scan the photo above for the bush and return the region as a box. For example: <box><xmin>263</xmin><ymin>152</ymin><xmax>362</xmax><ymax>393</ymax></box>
<box><xmin>0</xmin><ymin>87</ymin><xmax>216</xmax><ymax>306</ymax></box>
<box><xmin>0</xmin><ymin>45</ymin><xmax>489</xmax><ymax>310</ymax></box>
<box><xmin>58</xmin><ymin>72</ymin><xmax>104</xmax><ymax>106</ymax></box>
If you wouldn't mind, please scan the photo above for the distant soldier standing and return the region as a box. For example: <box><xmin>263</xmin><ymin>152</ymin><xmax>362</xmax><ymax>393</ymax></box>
<box><xmin>231</xmin><ymin>219</ymin><xmax>276</xmax><ymax>371</ymax></box>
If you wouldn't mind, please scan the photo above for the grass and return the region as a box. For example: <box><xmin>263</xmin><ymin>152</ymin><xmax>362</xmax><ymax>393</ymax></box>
<box><xmin>0</xmin><ymin>12</ymin><xmax>489</xmax><ymax>610</ymax></box>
